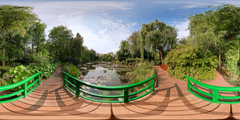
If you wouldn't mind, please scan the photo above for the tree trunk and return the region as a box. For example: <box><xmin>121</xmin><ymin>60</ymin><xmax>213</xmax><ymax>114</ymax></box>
<box><xmin>219</xmin><ymin>47</ymin><xmax>221</xmax><ymax>68</ymax></box>
<box><xmin>158</xmin><ymin>46</ymin><xmax>164</xmax><ymax>64</ymax></box>
<box><xmin>32</xmin><ymin>42</ymin><xmax>34</xmax><ymax>54</ymax></box>
<box><xmin>229</xmin><ymin>34</ymin><xmax>234</xmax><ymax>41</ymax></box>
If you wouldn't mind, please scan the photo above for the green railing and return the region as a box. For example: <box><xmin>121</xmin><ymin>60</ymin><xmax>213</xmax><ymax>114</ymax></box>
<box><xmin>62</xmin><ymin>71</ymin><xmax>157</xmax><ymax>103</ymax></box>
<box><xmin>0</xmin><ymin>72</ymin><xmax>41</xmax><ymax>103</ymax></box>
<box><xmin>186</xmin><ymin>75</ymin><xmax>240</xmax><ymax>104</ymax></box>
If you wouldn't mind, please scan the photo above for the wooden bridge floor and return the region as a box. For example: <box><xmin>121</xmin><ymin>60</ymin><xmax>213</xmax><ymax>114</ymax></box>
<box><xmin>0</xmin><ymin>65</ymin><xmax>239</xmax><ymax>119</ymax></box>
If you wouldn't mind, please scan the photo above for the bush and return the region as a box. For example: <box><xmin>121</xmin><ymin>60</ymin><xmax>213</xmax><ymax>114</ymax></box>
<box><xmin>127</xmin><ymin>61</ymin><xmax>155</xmax><ymax>84</ymax></box>
<box><xmin>126</xmin><ymin>58</ymin><xmax>141</xmax><ymax>65</ymax></box>
<box><xmin>1</xmin><ymin>63</ymin><xmax>59</xmax><ymax>87</ymax></box>
<box><xmin>32</xmin><ymin>52</ymin><xmax>52</xmax><ymax>64</ymax></box>
<box><xmin>63</xmin><ymin>63</ymin><xmax>80</xmax><ymax>78</ymax></box>
<box><xmin>27</xmin><ymin>63</ymin><xmax>59</xmax><ymax>79</ymax></box>
<box><xmin>1</xmin><ymin>65</ymin><xmax>31</xmax><ymax>89</ymax></box>
<box><xmin>165</xmin><ymin>45</ymin><xmax>218</xmax><ymax>81</ymax></box>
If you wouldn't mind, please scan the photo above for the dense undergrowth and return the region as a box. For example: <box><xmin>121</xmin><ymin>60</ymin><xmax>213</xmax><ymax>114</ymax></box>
<box><xmin>62</xmin><ymin>63</ymin><xmax>80</xmax><ymax>78</ymax></box>
<box><xmin>0</xmin><ymin>63</ymin><xmax>59</xmax><ymax>88</ymax></box>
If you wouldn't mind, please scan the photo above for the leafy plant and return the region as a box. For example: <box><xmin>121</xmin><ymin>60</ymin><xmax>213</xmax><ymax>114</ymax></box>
<box><xmin>165</xmin><ymin>45</ymin><xmax>218</xmax><ymax>81</ymax></box>
<box><xmin>2</xmin><ymin>65</ymin><xmax>31</xmax><ymax>90</ymax></box>
<box><xmin>63</xmin><ymin>63</ymin><xmax>80</xmax><ymax>78</ymax></box>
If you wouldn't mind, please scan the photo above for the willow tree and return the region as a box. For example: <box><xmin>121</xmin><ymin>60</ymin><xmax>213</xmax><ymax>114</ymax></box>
<box><xmin>0</xmin><ymin>5</ymin><xmax>36</xmax><ymax>66</ymax></box>
<box><xmin>140</xmin><ymin>20</ymin><xmax>177</xmax><ymax>64</ymax></box>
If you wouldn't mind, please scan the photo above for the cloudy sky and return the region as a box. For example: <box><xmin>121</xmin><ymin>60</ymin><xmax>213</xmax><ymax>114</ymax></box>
<box><xmin>1</xmin><ymin>0</ymin><xmax>240</xmax><ymax>54</ymax></box>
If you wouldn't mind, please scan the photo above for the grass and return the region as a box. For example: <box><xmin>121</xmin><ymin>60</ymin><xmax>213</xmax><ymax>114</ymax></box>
<box><xmin>0</xmin><ymin>66</ymin><xmax>12</xmax><ymax>70</ymax></box>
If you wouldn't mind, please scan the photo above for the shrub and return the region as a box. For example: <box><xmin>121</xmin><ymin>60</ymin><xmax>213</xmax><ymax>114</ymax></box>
<box><xmin>63</xmin><ymin>63</ymin><xmax>80</xmax><ymax>78</ymax></box>
<box><xmin>165</xmin><ymin>45</ymin><xmax>218</xmax><ymax>81</ymax></box>
<box><xmin>1</xmin><ymin>63</ymin><xmax>59</xmax><ymax>87</ymax></box>
<box><xmin>126</xmin><ymin>58</ymin><xmax>141</xmax><ymax>65</ymax></box>
<box><xmin>1</xmin><ymin>65</ymin><xmax>31</xmax><ymax>89</ymax></box>
<box><xmin>127</xmin><ymin>61</ymin><xmax>155</xmax><ymax>84</ymax></box>
<box><xmin>27</xmin><ymin>63</ymin><xmax>59</xmax><ymax>79</ymax></box>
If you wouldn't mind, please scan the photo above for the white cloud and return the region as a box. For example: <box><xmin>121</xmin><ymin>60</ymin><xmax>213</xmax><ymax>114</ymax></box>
<box><xmin>1</xmin><ymin>1</ymin><xmax>135</xmax><ymax>54</ymax></box>
<box><xmin>216</xmin><ymin>1</ymin><xmax>240</xmax><ymax>7</ymax></box>
<box><xmin>174</xmin><ymin>19</ymin><xmax>190</xmax><ymax>39</ymax></box>
<box><xmin>155</xmin><ymin>1</ymin><xmax>221</xmax><ymax>9</ymax></box>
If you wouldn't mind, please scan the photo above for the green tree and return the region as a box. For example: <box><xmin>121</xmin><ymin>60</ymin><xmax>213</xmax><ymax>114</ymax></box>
<box><xmin>0</xmin><ymin>5</ymin><xmax>37</xmax><ymax>66</ymax></box>
<box><xmin>141</xmin><ymin>20</ymin><xmax>177</xmax><ymax>64</ymax></box>
<box><xmin>29</xmin><ymin>21</ymin><xmax>47</xmax><ymax>53</ymax></box>
<box><xmin>188</xmin><ymin>5</ymin><xmax>240</xmax><ymax>67</ymax></box>
<box><xmin>116</xmin><ymin>40</ymin><xmax>131</xmax><ymax>61</ymax></box>
<box><xmin>48</xmin><ymin>25</ymin><xmax>73</xmax><ymax>61</ymax></box>
<box><xmin>72</xmin><ymin>33</ymin><xmax>84</xmax><ymax>64</ymax></box>
<box><xmin>128</xmin><ymin>30</ymin><xmax>141</xmax><ymax>58</ymax></box>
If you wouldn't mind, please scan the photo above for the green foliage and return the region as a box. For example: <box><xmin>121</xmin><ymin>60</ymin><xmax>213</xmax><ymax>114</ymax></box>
<box><xmin>116</xmin><ymin>40</ymin><xmax>131</xmax><ymax>61</ymax></box>
<box><xmin>100</xmin><ymin>52</ymin><xmax>113</xmax><ymax>62</ymax></box>
<box><xmin>128</xmin><ymin>31</ymin><xmax>141</xmax><ymax>58</ymax></box>
<box><xmin>127</xmin><ymin>61</ymin><xmax>155</xmax><ymax>84</ymax></box>
<box><xmin>0</xmin><ymin>66</ymin><xmax>12</xmax><ymax>70</ymax></box>
<box><xmin>165</xmin><ymin>45</ymin><xmax>218</xmax><ymax>81</ymax></box>
<box><xmin>29</xmin><ymin>21</ymin><xmax>47</xmax><ymax>53</ymax></box>
<box><xmin>0</xmin><ymin>5</ymin><xmax>37</xmax><ymax>66</ymax></box>
<box><xmin>188</xmin><ymin>5</ymin><xmax>240</xmax><ymax>67</ymax></box>
<box><xmin>1</xmin><ymin>63</ymin><xmax>59</xmax><ymax>87</ymax></box>
<box><xmin>140</xmin><ymin>20</ymin><xmax>177</xmax><ymax>63</ymax></box>
<box><xmin>125</xmin><ymin>58</ymin><xmax>141</xmax><ymax>65</ymax></box>
<box><xmin>32</xmin><ymin>52</ymin><xmax>52</xmax><ymax>64</ymax></box>
<box><xmin>225</xmin><ymin>40</ymin><xmax>240</xmax><ymax>85</ymax></box>
<box><xmin>27</xmin><ymin>63</ymin><xmax>59</xmax><ymax>79</ymax></box>
<box><xmin>63</xmin><ymin>63</ymin><xmax>80</xmax><ymax>78</ymax></box>
<box><xmin>2</xmin><ymin>65</ymin><xmax>31</xmax><ymax>90</ymax></box>
<box><xmin>48</xmin><ymin>25</ymin><xmax>73</xmax><ymax>61</ymax></box>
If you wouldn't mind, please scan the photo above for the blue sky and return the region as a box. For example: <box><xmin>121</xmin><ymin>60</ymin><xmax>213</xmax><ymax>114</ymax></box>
<box><xmin>1</xmin><ymin>0</ymin><xmax>240</xmax><ymax>54</ymax></box>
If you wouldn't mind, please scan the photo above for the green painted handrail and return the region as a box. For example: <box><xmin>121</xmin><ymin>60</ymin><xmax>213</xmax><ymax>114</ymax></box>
<box><xmin>0</xmin><ymin>72</ymin><xmax>41</xmax><ymax>103</ymax></box>
<box><xmin>62</xmin><ymin>71</ymin><xmax>157</xmax><ymax>103</ymax></box>
<box><xmin>186</xmin><ymin>75</ymin><xmax>240</xmax><ymax>104</ymax></box>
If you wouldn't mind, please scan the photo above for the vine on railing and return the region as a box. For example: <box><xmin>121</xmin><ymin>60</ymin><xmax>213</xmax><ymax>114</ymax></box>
<box><xmin>186</xmin><ymin>75</ymin><xmax>240</xmax><ymax>104</ymax></box>
<box><xmin>0</xmin><ymin>72</ymin><xmax>41</xmax><ymax>103</ymax></box>
<box><xmin>62</xmin><ymin>71</ymin><xmax>157</xmax><ymax>103</ymax></box>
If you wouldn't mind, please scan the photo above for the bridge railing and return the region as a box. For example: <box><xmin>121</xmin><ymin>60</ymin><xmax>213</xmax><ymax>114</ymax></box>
<box><xmin>0</xmin><ymin>72</ymin><xmax>41</xmax><ymax>103</ymax></box>
<box><xmin>186</xmin><ymin>75</ymin><xmax>240</xmax><ymax>104</ymax></box>
<box><xmin>62</xmin><ymin>71</ymin><xmax>157</xmax><ymax>103</ymax></box>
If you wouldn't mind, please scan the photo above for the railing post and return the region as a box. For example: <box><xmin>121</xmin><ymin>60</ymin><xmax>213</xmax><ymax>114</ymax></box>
<box><xmin>123</xmin><ymin>89</ymin><xmax>129</xmax><ymax>103</ymax></box>
<box><xmin>212</xmin><ymin>89</ymin><xmax>218</xmax><ymax>103</ymax></box>
<box><xmin>76</xmin><ymin>81</ymin><xmax>80</xmax><ymax>97</ymax></box>
<box><xmin>38</xmin><ymin>73</ymin><xmax>41</xmax><ymax>86</ymax></box>
<box><xmin>24</xmin><ymin>82</ymin><xmax>27</xmax><ymax>98</ymax></box>
<box><xmin>187</xmin><ymin>77</ymin><xmax>190</xmax><ymax>92</ymax></box>
<box><xmin>151</xmin><ymin>79</ymin><xmax>155</xmax><ymax>91</ymax></box>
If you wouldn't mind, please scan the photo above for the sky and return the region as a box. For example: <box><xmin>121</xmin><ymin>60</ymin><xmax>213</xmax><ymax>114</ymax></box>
<box><xmin>1</xmin><ymin>0</ymin><xmax>240</xmax><ymax>54</ymax></box>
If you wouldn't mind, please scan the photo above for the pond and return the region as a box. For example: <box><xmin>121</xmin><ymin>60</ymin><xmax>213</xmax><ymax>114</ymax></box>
<box><xmin>77</xmin><ymin>62</ymin><xmax>134</xmax><ymax>101</ymax></box>
<box><xmin>78</xmin><ymin>62</ymin><xmax>133</xmax><ymax>86</ymax></box>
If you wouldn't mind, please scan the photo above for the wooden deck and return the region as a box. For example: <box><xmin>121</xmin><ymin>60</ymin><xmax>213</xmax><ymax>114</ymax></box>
<box><xmin>0</xmin><ymin>66</ymin><xmax>239</xmax><ymax>119</ymax></box>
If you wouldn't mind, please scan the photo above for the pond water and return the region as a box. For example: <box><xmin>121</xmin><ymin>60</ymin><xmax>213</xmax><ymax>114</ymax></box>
<box><xmin>78</xmin><ymin>62</ymin><xmax>133</xmax><ymax>86</ymax></box>
<box><xmin>77</xmin><ymin>62</ymin><xmax>134</xmax><ymax>101</ymax></box>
